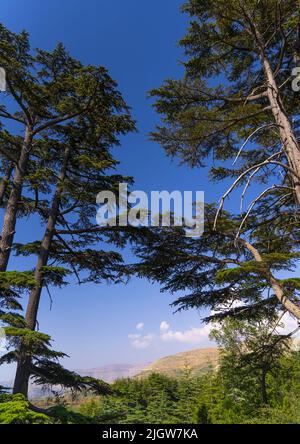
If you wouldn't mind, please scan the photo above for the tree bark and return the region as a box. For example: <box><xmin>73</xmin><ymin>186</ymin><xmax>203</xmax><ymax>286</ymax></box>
<box><xmin>0</xmin><ymin>163</ymin><xmax>14</xmax><ymax>206</ymax></box>
<box><xmin>244</xmin><ymin>8</ymin><xmax>300</xmax><ymax>205</ymax></box>
<box><xmin>261</xmin><ymin>54</ymin><xmax>300</xmax><ymax>205</ymax></box>
<box><xmin>13</xmin><ymin>146</ymin><xmax>70</xmax><ymax>396</ymax></box>
<box><xmin>0</xmin><ymin>126</ymin><xmax>32</xmax><ymax>271</ymax></box>
<box><xmin>12</xmin><ymin>355</ymin><xmax>31</xmax><ymax>398</ymax></box>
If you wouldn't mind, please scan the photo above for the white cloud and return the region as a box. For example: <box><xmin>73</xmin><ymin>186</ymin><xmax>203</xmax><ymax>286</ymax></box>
<box><xmin>128</xmin><ymin>333</ymin><xmax>154</xmax><ymax>349</ymax></box>
<box><xmin>160</xmin><ymin>321</ymin><xmax>170</xmax><ymax>332</ymax></box>
<box><xmin>160</xmin><ymin>324</ymin><xmax>212</xmax><ymax>344</ymax></box>
<box><xmin>129</xmin><ymin>320</ymin><xmax>213</xmax><ymax>350</ymax></box>
<box><xmin>128</xmin><ymin>334</ymin><xmax>140</xmax><ymax>340</ymax></box>
<box><xmin>129</xmin><ymin>311</ymin><xmax>300</xmax><ymax>352</ymax></box>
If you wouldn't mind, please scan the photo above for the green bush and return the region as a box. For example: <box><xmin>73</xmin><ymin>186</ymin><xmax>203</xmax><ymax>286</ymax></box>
<box><xmin>0</xmin><ymin>394</ymin><xmax>50</xmax><ymax>424</ymax></box>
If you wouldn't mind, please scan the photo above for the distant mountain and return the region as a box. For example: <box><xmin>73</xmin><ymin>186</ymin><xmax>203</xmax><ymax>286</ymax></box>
<box><xmin>76</xmin><ymin>363</ymin><xmax>148</xmax><ymax>383</ymax></box>
<box><xmin>137</xmin><ymin>347</ymin><xmax>219</xmax><ymax>379</ymax></box>
<box><xmin>29</xmin><ymin>363</ymin><xmax>149</xmax><ymax>398</ymax></box>
<box><xmin>0</xmin><ymin>363</ymin><xmax>150</xmax><ymax>399</ymax></box>
<box><xmin>1</xmin><ymin>347</ymin><xmax>219</xmax><ymax>399</ymax></box>
<box><xmin>74</xmin><ymin>348</ymin><xmax>219</xmax><ymax>383</ymax></box>
<box><xmin>75</xmin><ymin>348</ymin><xmax>219</xmax><ymax>383</ymax></box>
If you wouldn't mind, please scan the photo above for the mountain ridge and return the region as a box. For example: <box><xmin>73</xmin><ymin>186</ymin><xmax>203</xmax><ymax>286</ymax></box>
<box><xmin>136</xmin><ymin>347</ymin><xmax>219</xmax><ymax>379</ymax></box>
<box><xmin>0</xmin><ymin>347</ymin><xmax>219</xmax><ymax>398</ymax></box>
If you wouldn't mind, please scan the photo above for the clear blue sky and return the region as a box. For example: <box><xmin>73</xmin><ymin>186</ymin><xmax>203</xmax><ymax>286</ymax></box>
<box><xmin>0</xmin><ymin>0</ymin><xmax>237</xmax><ymax>381</ymax></box>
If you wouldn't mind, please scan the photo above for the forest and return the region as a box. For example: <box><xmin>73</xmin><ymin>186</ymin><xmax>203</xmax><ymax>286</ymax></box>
<box><xmin>1</xmin><ymin>0</ymin><xmax>300</xmax><ymax>426</ymax></box>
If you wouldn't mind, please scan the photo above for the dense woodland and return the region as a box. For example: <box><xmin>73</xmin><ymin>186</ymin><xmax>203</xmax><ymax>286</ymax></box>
<box><xmin>1</xmin><ymin>0</ymin><xmax>300</xmax><ymax>424</ymax></box>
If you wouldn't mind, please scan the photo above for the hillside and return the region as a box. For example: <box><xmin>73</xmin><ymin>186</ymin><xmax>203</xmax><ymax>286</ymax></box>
<box><xmin>1</xmin><ymin>348</ymin><xmax>219</xmax><ymax>399</ymax></box>
<box><xmin>76</xmin><ymin>348</ymin><xmax>219</xmax><ymax>382</ymax></box>
<box><xmin>137</xmin><ymin>347</ymin><xmax>219</xmax><ymax>379</ymax></box>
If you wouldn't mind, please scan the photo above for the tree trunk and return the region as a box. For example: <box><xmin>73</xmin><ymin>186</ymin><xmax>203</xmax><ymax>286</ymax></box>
<box><xmin>13</xmin><ymin>146</ymin><xmax>70</xmax><ymax>396</ymax></box>
<box><xmin>0</xmin><ymin>163</ymin><xmax>14</xmax><ymax>206</ymax></box>
<box><xmin>261</xmin><ymin>54</ymin><xmax>300</xmax><ymax>205</ymax></box>
<box><xmin>260</xmin><ymin>369</ymin><xmax>268</xmax><ymax>405</ymax></box>
<box><xmin>12</xmin><ymin>355</ymin><xmax>31</xmax><ymax>397</ymax></box>
<box><xmin>248</xmin><ymin>13</ymin><xmax>300</xmax><ymax>204</ymax></box>
<box><xmin>0</xmin><ymin>127</ymin><xmax>32</xmax><ymax>271</ymax></box>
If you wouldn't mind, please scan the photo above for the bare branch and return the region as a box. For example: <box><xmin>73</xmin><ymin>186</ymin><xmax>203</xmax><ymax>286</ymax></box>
<box><xmin>0</xmin><ymin>109</ymin><xmax>25</xmax><ymax>124</ymax></box>
<box><xmin>236</xmin><ymin>185</ymin><xmax>291</xmax><ymax>239</ymax></box>
<box><xmin>214</xmin><ymin>150</ymin><xmax>284</xmax><ymax>229</ymax></box>
<box><xmin>240</xmin><ymin>166</ymin><xmax>260</xmax><ymax>212</ymax></box>
<box><xmin>233</xmin><ymin>123</ymin><xmax>279</xmax><ymax>165</ymax></box>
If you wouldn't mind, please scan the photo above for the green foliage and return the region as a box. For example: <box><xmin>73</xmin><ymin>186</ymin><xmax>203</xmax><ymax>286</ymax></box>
<box><xmin>48</xmin><ymin>404</ymin><xmax>95</xmax><ymax>424</ymax></box>
<box><xmin>210</xmin><ymin>317</ymin><xmax>291</xmax><ymax>408</ymax></box>
<box><xmin>67</xmin><ymin>345</ymin><xmax>300</xmax><ymax>424</ymax></box>
<box><xmin>0</xmin><ymin>394</ymin><xmax>50</xmax><ymax>424</ymax></box>
<box><xmin>0</xmin><ymin>22</ymin><xmax>137</xmax><ymax>396</ymax></box>
<box><xmin>31</xmin><ymin>360</ymin><xmax>112</xmax><ymax>396</ymax></box>
<box><xmin>60</xmin><ymin>318</ymin><xmax>300</xmax><ymax>425</ymax></box>
<box><xmin>1</xmin><ymin>3</ymin><xmax>300</xmax><ymax>424</ymax></box>
<box><xmin>142</xmin><ymin>0</ymin><xmax>300</xmax><ymax>328</ymax></box>
<box><xmin>151</xmin><ymin>0</ymin><xmax>300</xmax><ymax>178</ymax></box>
<box><xmin>0</xmin><ymin>271</ymin><xmax>36</xmax><ymax>289</ymax></box>
<box><xmin>133</xmin><ymin>205</ymin><xmax>297</xmax><ymax>323</ymax></box>
<box><xmin>18</xmin><ymin>346</ymin><xmax>299</xmax><ymax>425</ymax></box>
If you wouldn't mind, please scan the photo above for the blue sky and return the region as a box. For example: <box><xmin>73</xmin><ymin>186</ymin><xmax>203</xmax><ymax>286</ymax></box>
<box><xmin>0</xmin><ymin>0</ymin><xmax>244</xmax><ymax>381</ymax></box>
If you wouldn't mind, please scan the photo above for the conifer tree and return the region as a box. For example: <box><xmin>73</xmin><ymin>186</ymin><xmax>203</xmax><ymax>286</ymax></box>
<box><xmin>0</xmin><ymin>24</ymin><xmax>122</xmax><ymax>271</ymax></box>
<box><xmin>210</xmin><ymin>317</ymin><xmax>293</xmax><ymax>406</ymax></box>
<box><xmin>174</xmin><ymin>363</ymin><xmax>199</xmax><ymax>423</ymax></box>
<box><xmin>146</xmin><ymin>1</ymin><xmax>300</xmax><ymax>321</ymax></box>
<box><xmin>0</xmin><ymin>24</ymin><xmax>136</xmax><ymax>399</ymax></box>
<box><xmin>11</xmin><ymin>113</ymin><xmax>134</xmax><ymax>396</ymax></box>
<box><xmin>151</xmin><ymin>0</ymin><xmax>300</xmax><ymax>204</ymax></box>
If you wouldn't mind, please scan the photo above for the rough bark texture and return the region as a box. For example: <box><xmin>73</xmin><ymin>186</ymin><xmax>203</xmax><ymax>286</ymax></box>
<box><xmin>247</xmin><ymin>7</ymin><xmax>300</xmax><ymax>205</ymax></box>
<box><xmin>0</xmin><ymin>127</ymin><xmax>32</xmax><ymax>271</ymax></box>
<box><xmin>13</xmin><ymin>146</ymin><xmax>70</xmax><ymax>396</ymax></box>
<box><xmin>236</xmin><ymin>9</ymin><xmax>300</xmax><ymax>321</ymax></box>
<box><xmin>12</xmin><ymin>355</ymin><xmax>31</xmax><ymax>398</ymax></box>
<box><xmin>0</xmin><ymin>163</ymin><xmax>13</xmax><ymax>206</ymax></box>
<box><xmin>262</xmin><ymin>54</ymin><xmax>300</xmax><ymax>205</ymax></box>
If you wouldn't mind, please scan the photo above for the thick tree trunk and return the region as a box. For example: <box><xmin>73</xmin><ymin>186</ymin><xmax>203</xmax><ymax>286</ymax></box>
<box><xmin>13</xmin><ymin>146</ymin><xmax>70</xmax><ymax>396</ymax></box>
<box><xmin>12</xmin><ymin>355</ymin><xmax>31</xmax><ymax>397</ymax></box>
<box><xmin>0</xmin><ymin>127</ymin><xmax>32</xmax><ymax>271</ymax></box>
<box><xmin>0</xmin><ymin>163</ymin><xmax>14</xmax><ymax>206</ymax></box>
<box><xmin>261</xmin><ymin>55</ymin><xmax>300</xmax><ymax>205</ymax></box>
<box><xmin>247</xmin><ymin>12</ymin><xmax>300</xmax><ymax>204</ymax></box>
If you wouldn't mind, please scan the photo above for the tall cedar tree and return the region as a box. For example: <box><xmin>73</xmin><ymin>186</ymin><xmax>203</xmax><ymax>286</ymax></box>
<box><xmin>0</xmin><ymin>24</ymin><xmax>125</xmax><ymax>270</ymax></box>
<box><xmin>0</xmin><ymin>25</ymin><xmax>136</xmax><ymax>397</ymax></box>
<box><xmin>148</xmin><ymin>0</ymin><xmax>300</xmax><ymax>320</ymax></box>
<box><xmin>151</xmin><ymin>0</ymin><xmax>300</xmax><ymax>199</ymax></box>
